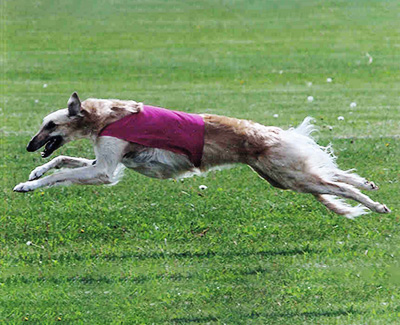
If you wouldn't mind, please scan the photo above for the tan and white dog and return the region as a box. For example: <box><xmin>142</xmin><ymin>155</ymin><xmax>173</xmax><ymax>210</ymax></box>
<box><xmin>14</xmin><ymin>92</ymin><xmax>391</xmax><ymax>219</ymax></box>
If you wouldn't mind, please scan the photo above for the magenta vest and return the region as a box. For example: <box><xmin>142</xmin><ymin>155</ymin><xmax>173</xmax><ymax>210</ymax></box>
<box><xmin>99</xmin><ymin>105</ymin><xmax>205</xmax><ymax>167</ymax></box>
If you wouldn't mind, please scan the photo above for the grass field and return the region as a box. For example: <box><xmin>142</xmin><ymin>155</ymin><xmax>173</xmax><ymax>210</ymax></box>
<box><xmin>1</xmin><ymin>0</ymin><xmax>400</xmax><ymax>323</ymax></box>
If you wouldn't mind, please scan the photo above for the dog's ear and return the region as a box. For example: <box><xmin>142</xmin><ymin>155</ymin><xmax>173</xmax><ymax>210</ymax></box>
<box><xmin>67</xmin><ymin>92</ymin><xmax>81</xmax><ymax>116</ymax></box>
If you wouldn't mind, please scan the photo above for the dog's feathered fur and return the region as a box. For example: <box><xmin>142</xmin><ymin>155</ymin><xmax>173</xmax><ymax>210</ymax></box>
<box><xmin>14</xmin><ymin>92</ymin><xmax>391</xmax><ymax>219</ymax></box>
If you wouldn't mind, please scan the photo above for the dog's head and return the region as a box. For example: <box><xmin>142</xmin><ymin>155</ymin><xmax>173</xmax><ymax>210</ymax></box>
<box><xmin>27</xmin><ymin>92</ymin><xmax>88</xmax><ymax>158</ymax></box>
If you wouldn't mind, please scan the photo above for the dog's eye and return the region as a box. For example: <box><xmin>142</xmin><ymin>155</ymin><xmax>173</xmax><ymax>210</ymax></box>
<box><xmin>45</xmin><ymin>121</ymin><xmax>56</xmax><ymax>130</ymax></box>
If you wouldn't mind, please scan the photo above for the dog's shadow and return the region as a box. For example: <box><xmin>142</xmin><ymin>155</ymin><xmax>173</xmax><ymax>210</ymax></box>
<box><xmin>104</xmin><ymin>246</ymin><xmax>335</xmax><ymax>261</ymax></box>
<box><xmin>170</xmin><ymin>308</ymin><xmax>363</xmax><ymax>323</ymax></box>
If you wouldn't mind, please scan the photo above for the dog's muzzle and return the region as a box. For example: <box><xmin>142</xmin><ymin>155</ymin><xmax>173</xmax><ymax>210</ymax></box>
<box><xmin>27</xmin><ymin>135</ymin><xmax>64</xmax><ymax>158</ymax></box>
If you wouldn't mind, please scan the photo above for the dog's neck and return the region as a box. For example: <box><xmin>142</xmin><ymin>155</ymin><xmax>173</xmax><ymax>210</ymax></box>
<box><xmin>79</xmin><ymin>99</ymin><xmax>143</xmax><ymax>138</ymax></box>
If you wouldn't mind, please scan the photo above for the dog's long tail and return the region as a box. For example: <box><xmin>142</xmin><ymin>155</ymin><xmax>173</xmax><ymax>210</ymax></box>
<box><xmin>314</xmin><ymin>194</ymin><xmax>370</xmax><ymax>219</ymax></box>
<box><xmin>287</xmin><ymin>117</ymin><xmax>338</xmax><ymax>174</ymax></box>
<box><xmin>293</xmin><ymin>116</ymin><xmax>317</xmax><ymax>138</ymax></box>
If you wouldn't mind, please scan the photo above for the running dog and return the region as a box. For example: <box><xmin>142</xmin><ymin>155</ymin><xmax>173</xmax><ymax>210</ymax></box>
<box><xmin>14</xmin><ymin>92</ymin><xmax>391</xmax><ymax>219</ymax></box>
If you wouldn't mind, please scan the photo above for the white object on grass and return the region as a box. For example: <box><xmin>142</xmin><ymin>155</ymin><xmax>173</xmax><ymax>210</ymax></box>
<box><xmin>350</xmin><ymin>102</ymin><xmax>357</xmax><ymax>108</ymax></box>
<box><xmin>326</xmin><ymin>78</ymin><xmax>332</xmax><ymax>83</ymax></box>
<box><xmin>199</xmin><ymin>185</ymin><xmax>208</xmax><ymax>190</ymax></box>
<box><xmin>337</xmin><ymin>116</ymin><xmax>345</xmax><ymax>121</ymax></box>
<box><xmin>366</xmin><ymin>53</ymin><xmax>373</xmax><ymax>65</ymax></box>
<box><xmin>307</xmin><ymin>96</ymin><xmax>314</xmax><ymax>102</ymax></box>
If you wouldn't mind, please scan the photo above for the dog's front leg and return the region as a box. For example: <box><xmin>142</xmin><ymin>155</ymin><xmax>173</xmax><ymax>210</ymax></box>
<box><xmin>14</xmin><ymin>165</ymin><xmax>115</xmax><ymax>192</ymax></box>
<box><xmin>14</xmin><ymin>137</ymin><xmax>127</xmax><ymax>192</ymax></box>
<box><xmin>29</xmin><ymin>156</ymin><xmax>95</xmax><ymax>181</ymax></box>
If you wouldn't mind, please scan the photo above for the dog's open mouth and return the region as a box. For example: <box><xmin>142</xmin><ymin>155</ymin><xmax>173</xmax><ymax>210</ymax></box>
<box><xmin>41</xmin><ymin>136</ymin><xmax>63</xmax><ymax>158</ymax></box>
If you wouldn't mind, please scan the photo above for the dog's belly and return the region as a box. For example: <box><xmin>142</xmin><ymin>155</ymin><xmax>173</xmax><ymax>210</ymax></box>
<box><xmin>122</xmin><ymin>147</ymin><xmax>195</xmax><ymax>179</ymax></box>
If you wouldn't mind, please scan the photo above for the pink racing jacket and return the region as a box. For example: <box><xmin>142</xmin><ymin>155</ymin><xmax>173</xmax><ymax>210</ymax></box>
<box><xmin>99</xmin><ymin>105</ymin><xmax>205</xmax><ymax>167</ymax></box>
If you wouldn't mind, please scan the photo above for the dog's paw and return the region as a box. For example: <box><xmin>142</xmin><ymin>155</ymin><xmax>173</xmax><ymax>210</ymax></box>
<box><xmin>365</xmin><ymin>181</ymin><xmax>379</xmax><ymax>191</ymax></box>
<box><xmin>375</xmin><ymin>204</ymin><xmax>391</xmax><ymax>214</ymax></box>
<box><xmin>13</xmin><ymin>181</ymin><xmax>37</xmax><ymax>193</ymax></box>
<box><xmin>29</xmin><ymin>166</ymin><xmax>47</xmax><ymax>181</ymax></box>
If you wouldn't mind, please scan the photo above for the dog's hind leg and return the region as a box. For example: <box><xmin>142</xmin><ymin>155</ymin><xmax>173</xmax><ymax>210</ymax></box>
<box><xmin>29</xmin><ymin>156</ymin><xmax>95</xmax><ymax>181</ymax></box>
<box><xmin>249</xmin><ymin>152</ymin><xmax>388</xmax><ymax>218</ymax></box>
<box><xmin>313</xmin><ymin>194</ymin><xmax>369</xmax><ymax>219</ymax></box>
<box><xmin>306</xmin><ymin>180</ymin><xmax>390</xmax><ymax>214</ymax></box>
<box><xmin>332</xmin><ymin>170</ymin><xmax>378</xmax><ymax>191</ymax></box>
<box><xmin>250</xmin><ymin>157</ymin><xmax>386</xmax><ymax>218</ymax></box>
<box><xmin>250</xmin><ymin>166</ymin><xmax>288</xmax><ymax>190</ymax></box>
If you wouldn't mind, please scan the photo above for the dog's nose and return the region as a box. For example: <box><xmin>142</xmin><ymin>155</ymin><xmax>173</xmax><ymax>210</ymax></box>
<box><xmin>26</xmin><ymin>137</ymin><xmax>37</xmax><ymax>152</ymax></box>
<box><xmin>27</xmin><ymin>142</ymin><xmax>35</xmax><ymax>152</ymax></box>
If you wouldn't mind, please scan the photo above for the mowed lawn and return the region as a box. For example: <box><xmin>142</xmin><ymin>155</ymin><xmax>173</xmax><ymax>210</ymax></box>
<box><xmin>1</xmin><ymin>0</ymin><xmax>400</xmax><ymax>323</ymax></box>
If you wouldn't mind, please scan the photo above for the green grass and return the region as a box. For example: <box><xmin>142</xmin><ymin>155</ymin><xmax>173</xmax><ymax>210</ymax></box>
<box><xmin>1</xmin><ymin>0</ymin><xmax>400</xmax><ymax>323</ymax></box>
